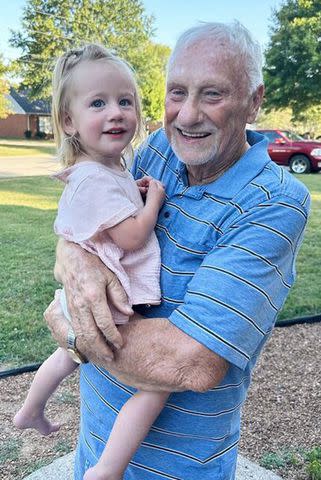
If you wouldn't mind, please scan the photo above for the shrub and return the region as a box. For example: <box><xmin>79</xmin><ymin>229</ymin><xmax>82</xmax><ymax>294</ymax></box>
<box><xmin>306</xmin><ymin>447</ymin><xmax>321</xmax><ymax>480</ymax></box>
<box><xmin>24</xmin><ymin>130</ymin><xmax>32</xmax><ymax>139</ymax></box>
<box><xmin>34</xmin><ymin>130</ymin><xmax>46</xmax><ymax>139</ymax></box>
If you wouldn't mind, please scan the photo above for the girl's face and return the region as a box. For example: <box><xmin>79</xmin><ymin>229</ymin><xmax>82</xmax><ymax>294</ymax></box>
<box><xmin>64</xmin><ymin>59</ymin><xmax>138</xmax><ymax>166</ymax></box>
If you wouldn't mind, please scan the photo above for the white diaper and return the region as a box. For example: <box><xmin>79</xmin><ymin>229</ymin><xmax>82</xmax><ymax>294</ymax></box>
<box><xmin>60</xmin><ymin>288</ymin><xmax>72</xmax><ymax>323</ymax></box>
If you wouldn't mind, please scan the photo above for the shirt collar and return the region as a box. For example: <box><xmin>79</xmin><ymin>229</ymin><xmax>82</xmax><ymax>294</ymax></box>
<box><xmin>174</xmin><ymin>130</ymin><xmax>270</xmax><ymax>199</ymax></box>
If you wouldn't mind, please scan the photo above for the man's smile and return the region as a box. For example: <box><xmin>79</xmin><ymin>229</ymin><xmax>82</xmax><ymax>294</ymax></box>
<box><xmin>177</xmin><ymin>128</ymin><xmax>211</xmax><ymax>139</ymax></box>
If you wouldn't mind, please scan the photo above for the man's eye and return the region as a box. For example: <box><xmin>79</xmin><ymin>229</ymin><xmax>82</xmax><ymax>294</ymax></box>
<box><xmin>205</xmin><ymin>91</ymin><xmax>220</xmax><ymax>98</ymax></box>
<box><xmin>119</xmin><ymin>98</ymin><xmax>132</xmax><ymax>106</ymax></box>
<box><xmin>91</xmin><ymin>99</ymin><xmax>105</xmax><ymax>108</ymax></box>
<box><xmin>171</xmin><ymin>89</ymin><xmax>184</xmax><ymax>96</ymax></box>
<box><xmin>168</xmin><ymin>89</ymin><xmax>185</xmax><ymax>101</ymax></box>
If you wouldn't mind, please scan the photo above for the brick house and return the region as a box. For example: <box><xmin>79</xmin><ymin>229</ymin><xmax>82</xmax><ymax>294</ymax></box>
<box><xmin>0</xmin><ymin>88</ymin><xmax>52</xmax><ymax>138</ymax></box>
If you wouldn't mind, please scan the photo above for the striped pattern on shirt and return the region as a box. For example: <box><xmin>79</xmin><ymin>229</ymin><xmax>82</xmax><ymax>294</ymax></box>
<box><xmin>76</xmin><ymin>129</ymin><xmax>310</xmax><ymax>480</ymax></box>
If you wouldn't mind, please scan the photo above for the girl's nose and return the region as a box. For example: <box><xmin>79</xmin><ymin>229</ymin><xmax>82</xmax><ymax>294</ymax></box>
<box><xmin>107</xmin><ymin>102</ymin><xmax>124</xmax><ymax>121</ymax></box>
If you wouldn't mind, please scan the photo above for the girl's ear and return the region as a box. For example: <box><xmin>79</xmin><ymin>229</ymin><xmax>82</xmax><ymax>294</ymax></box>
<box><xmin>63</xmin><ymin>113</ymin><xmax>76</xmax><ymax>136</ymax></box>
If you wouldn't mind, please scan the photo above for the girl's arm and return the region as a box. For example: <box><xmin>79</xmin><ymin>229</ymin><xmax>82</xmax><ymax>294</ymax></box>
<box><xmin>107</xmin><ymin>179</ymin><xmax>165</xmax><ymax>251</ymax></box>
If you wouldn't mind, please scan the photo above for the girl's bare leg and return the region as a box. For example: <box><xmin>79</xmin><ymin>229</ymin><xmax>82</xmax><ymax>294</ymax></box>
<box><xmin>84</xmin><ymin>390</ymin><xmax>169</xmax><ymax>480</ymax></box>
<box><xmin>13</xmin><ymin>347</ymin><xmax>77</xmax><ymax>435</ymax></box>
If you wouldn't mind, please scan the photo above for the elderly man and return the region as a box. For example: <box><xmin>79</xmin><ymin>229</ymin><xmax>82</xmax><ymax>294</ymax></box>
<box><xmin>46</xmin><ymin>21</ymin><xmax>310</xmax><ymax>479</ymax></box>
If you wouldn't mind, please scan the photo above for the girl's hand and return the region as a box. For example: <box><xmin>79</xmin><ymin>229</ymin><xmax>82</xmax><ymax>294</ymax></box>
<box><xmin>136</xmin><ymin>176</ymin><xmax>153</xmax><ymax>196</ymax></box>
<box><xmin>146</xmin><ymin>179</ymin><xmax>166</xmax><ymax>209</ymax></box>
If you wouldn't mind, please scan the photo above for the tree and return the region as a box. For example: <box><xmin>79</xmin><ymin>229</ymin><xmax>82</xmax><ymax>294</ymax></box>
<box><xmin>138</xmin><ymin>42</ymin><xmax>171</xmax><ymax>121</ymax></box>
<box><xmin>264</xmin><ymin>0</ymin><xmax>321</xmax><ymax>118</ymax></box>
<box><xmin>256</xmin><ymin>106</ymin><xmax>321</xmax><ymax>138</ymax></box>
<box><xmin>0</xmin><ymin>55</ymin><xmax>11</xmax><ymax>119</ymax></box>
<box><xmin>256</xmin><ymin>108</ymin><xmax>294</xmax><ymax>130</ymax></box>
<box><xmin>10</xmin><ymin>0</ymin><xmax>170</xmax><ymax>120</ymax></box>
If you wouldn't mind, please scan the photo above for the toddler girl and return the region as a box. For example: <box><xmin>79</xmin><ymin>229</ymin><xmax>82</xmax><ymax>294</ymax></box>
<box><xmin>14</xmin><ymin>44</ymin><xmax>169</xmax><ymax>480</ymax></box>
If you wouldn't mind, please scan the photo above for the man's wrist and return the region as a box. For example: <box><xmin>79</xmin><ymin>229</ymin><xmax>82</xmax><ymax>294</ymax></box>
<box><xmin>66</xmin><ymin>328</ymin><xmax>88</xmax><ymax>364</ymax></box>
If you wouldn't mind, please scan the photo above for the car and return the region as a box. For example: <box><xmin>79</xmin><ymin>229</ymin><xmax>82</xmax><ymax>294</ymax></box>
<box><xmin>254</xmin><ymin>129</ymin><xmax>321</xmax><ymax>174</ymax></box>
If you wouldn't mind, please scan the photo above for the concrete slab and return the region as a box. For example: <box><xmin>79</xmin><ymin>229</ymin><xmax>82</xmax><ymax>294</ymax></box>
<box><xmin>0</xmin><ymin>155</ymin><xmax>60</xmax><ymax>178</ymax></box>
<box><xmin>24</xmin><ymin>451</ymin><xmax>283</xmax><ymax>479</ymax></box>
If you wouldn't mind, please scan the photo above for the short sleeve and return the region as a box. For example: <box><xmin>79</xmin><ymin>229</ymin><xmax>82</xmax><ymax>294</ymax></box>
<box><xmin>55</xmin><ymin>171</ymin><xmax>138</xmax><ymax>242</ymax></box>
<box><xmin>169</xmin><ymin>195</ymin><xmax>309</xmax><ymax>370</ymax></box>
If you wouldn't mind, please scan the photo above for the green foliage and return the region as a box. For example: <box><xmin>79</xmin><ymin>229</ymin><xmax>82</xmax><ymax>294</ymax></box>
<box><xmin>264</xmin><ymin>0</ymin><xmax>321</xmax><ymax>118</ymax></box>
<box><xmin>10</xmin><ymin>0</ymin><xmax>170</xmax><ymax>120</ymax></box>
<box><xmin>139</xmin><ymin>42</ymin><xmax>170</xmax><ymax>121</ymax></box>
<box><xmin>53</xmin><ymin>440</ymin><xmax>73</xmax><ymax>455</ymax></box>
<box><xmin>0</xmin><ymin>438</ymin><xmax>23</xmax><ymax>464</ymax></box>
<box><xmin>261</xmin><ymin>449</ymin><xmax>300</xmax><ymax>469</ymax></box>
<box><xmin>256</xmin><ymin>108</ymin><xmax>294</xmax><ymax>130</ymax></box>
<box><xmin>306</xmin><ymin>447</ymin><xmax>321</xmax><ymax>480</ymax></box>
<box><xmin>256</xmin><ymin>106</ymin><xmax>321</xmax><ymax>138</ymax></box>
<box><xmin>261</xmin><ymin>447</ymin><xmax>321</xmax><ymax>479</ymax></box>
<box><xmin>0</xmin><ymin>54</ymin><xmax>11</xmax><ymax>119</ymax></box>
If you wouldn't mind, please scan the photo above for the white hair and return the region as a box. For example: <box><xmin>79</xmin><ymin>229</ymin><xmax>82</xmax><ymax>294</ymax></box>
<box><xmin>168</xmin><ymin>21</ymin><xmax>263</xmax><ymax>95</ymax></box>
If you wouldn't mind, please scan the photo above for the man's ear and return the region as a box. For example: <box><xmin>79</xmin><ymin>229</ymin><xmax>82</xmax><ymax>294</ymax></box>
<box><xmin>63</xmin><ymin>113</ymin><xmax>76</xmax><ymax>136</ymax></box>
<box><xmin>247</xmin><ymin>84</ymin><xmax>264</xmax><ymax>124</ymax></box>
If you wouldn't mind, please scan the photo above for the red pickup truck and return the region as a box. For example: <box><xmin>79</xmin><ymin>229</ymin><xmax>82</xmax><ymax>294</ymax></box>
<box><xmin>255</xmin><ymin>129</ymin><xmax>321</xmax><ymax>174</ymax></box>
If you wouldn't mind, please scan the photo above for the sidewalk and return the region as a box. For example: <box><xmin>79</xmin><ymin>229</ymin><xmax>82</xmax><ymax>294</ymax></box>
<box><xmin>24</xmin><ymin>451</ymin><xmax>283</xmax><ymax>479</ymax></box>
<box><xmin>0</xmin><ymin>155</ymin><xmax>60</xmax><ymax>178</ymax></box>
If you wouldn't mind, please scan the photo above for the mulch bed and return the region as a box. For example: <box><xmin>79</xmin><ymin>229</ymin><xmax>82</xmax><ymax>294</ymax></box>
<box><xmin>1</xmin><ymin>322</ymin><xmax>320</xmax><ymax>480</ymax></box>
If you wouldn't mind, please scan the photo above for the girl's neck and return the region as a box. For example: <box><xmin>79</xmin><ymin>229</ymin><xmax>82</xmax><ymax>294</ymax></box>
<box><xmin>76</xmin><ymin>153</ymin><xmax>124</xmax><ymax>172</ymax></box>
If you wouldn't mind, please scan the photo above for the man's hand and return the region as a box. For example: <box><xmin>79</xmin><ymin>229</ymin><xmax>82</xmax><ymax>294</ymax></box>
<box><xmin>54</xmin><ymin>239</ymin><xmax>133</xmax><ymax>352</ymax></box>
<box><xmin>44</xmin><ymin>290</ymin><xmax>116</xmax><ymax>363</ymax></box>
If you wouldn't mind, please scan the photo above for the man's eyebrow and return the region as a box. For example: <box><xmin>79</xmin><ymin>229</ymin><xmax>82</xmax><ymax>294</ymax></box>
<box><xmin>166</xmin><ymin>81</ymin><xmax>184</xmax><ymax>88</ymax></box>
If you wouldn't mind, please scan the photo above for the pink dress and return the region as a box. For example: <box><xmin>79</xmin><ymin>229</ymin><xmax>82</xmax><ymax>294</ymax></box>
<box><xmin>53</xmin><ymin>161</ymin><xmax>161</xmax><ymax>324</ymax></box>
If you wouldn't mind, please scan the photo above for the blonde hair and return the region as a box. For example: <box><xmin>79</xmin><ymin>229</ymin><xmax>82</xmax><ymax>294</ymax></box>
<box><xmin>52</xmin><ymin>43</ymin><xmax>144</xmax><ymax>167</ymax></box>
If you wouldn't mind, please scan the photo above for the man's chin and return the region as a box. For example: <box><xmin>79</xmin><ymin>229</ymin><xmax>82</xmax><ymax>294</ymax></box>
<box><xmin>171</xmin><ymin>143</ymin><xmax>216</xmax><ymax>167</ymax></box>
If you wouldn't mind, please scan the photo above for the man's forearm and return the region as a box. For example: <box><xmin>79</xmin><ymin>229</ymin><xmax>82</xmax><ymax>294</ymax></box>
<box><xmin>52</xmin><ymin>239</ymin><xmax>228</xmax><ymax>392</ymax></box>
<box><xmin>102</xmin><ymin>314</ymin><xmax>229</xmax><ymax>393</ymax></box>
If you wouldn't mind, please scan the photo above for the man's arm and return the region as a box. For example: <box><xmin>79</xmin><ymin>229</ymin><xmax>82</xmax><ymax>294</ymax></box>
<box><xmin>47</xmin><ymin>239</ymin><xmax>229</xmax><ymax>391</ymax></box>
<box><xmin>107</xmin><ymin>316</ymin><xmax>229</xmax><ymax>392</ymax></box>
<box><xmin>45</xmin><ymin>295</ymin><xmax>229</xmax><ymax>392</ymax></box>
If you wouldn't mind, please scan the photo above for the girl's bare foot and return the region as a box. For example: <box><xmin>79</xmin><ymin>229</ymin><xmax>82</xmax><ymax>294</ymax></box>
<box><xmin>13</xmin><ymin>407</ymin><xmax>60</xmax><ymax>436</ymax></box>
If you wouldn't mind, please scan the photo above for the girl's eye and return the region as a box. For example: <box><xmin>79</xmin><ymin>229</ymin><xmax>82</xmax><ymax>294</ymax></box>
<box><xmin>91</xmin><ymin>99</ymin><xmax>105</xmax><ymax>108</ymax></box>
<box><xmin>119</xmin><ymin>98</ymin><xmax>132</xmax><ymax>107</ymax></box>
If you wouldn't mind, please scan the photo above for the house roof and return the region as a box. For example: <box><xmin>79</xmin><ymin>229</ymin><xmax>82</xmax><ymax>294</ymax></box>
<box><xmin>7</xmin><ymin>88</ymin><xmax>51</xmax><ymax>115</ymax></box>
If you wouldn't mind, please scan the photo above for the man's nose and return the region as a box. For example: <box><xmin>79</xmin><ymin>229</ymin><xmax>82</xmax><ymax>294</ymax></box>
<box><xmin>177</xmin><ymin>96</ymin><xmax>202</xmax><ymax>126</ymax></box>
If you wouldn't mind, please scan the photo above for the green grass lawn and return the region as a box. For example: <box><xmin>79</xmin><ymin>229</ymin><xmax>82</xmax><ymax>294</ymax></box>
<box><xmin>278</xmin><ymin>174</ymin><xmax>321</xmax><ymax>320</ymax></box>
<box><xmin>0</xmin><ymin>138</ymin><xmax>56</xmax><ymax>157</ymax></box>
<box><xmin>0</xmin><ymin>177</ymin><xmax>62</xmax><ymax>368</ymax></box>
<box><xmin>0</xmin><ymin>174</ymin><xmax>320</xmax><ymax>368</ymax></box>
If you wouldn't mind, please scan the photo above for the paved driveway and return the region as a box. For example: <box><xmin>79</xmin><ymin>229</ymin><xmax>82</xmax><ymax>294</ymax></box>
<box><xmin>0</xmin><ymin>155</ymin><xmax>60</xmax><ymax>178</ymax></box>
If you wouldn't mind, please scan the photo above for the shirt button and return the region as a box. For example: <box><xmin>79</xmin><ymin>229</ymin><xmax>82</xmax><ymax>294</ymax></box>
<box><xmin>164</xmin><ymin>211</ymin><xmax>170</xmax><ymax>218</ymax></box>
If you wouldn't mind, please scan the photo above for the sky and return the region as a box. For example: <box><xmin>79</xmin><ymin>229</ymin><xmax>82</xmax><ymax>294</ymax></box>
<box><xmin>0</xmin><ymin>0</ymin><xmax>283</xmax><ymax>63</ymax></box>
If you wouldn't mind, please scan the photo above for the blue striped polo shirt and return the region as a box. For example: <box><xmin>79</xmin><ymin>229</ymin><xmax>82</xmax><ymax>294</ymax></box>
<box><xmin>75</xmin><ymin>129</ymin><xmax>310</xmax><ymax>480</ymax></box>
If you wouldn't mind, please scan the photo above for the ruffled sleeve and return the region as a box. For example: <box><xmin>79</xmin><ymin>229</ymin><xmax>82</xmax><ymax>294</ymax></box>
<box><xmin>54</xmin><ymin>168</ymin><xmax>138</xmax><ymax>242</ymax></box>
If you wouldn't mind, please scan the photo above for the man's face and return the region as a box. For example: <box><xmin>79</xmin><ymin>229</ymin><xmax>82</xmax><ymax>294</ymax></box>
<box><xmin>165</xmin><ymin>39</ymin><xmax>261</xmax><ymax>167</ymax></box>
